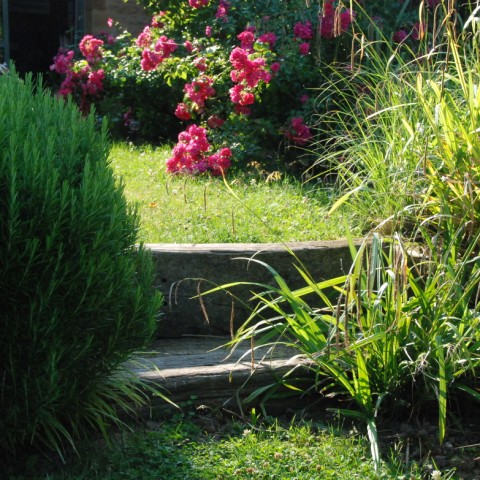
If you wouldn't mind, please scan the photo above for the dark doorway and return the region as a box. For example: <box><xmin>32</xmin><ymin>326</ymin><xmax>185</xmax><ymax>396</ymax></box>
<box><xmin>9</xmin><ymin>0</ymin><xmax>76</xmax><ymax>75</ymax></box>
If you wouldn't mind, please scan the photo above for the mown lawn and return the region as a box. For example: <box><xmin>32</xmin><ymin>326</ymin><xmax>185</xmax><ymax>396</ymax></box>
<box><xmin>109</xmin><ymin>142</ymin><xmax>354</xmax><ymax>244</ymax></box>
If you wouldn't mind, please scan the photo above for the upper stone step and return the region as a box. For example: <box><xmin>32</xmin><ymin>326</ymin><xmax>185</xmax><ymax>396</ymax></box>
<box><xmin>147</xmin><ymin>240</ymin><xmax>359</xmax><ymax>338</ymax></box>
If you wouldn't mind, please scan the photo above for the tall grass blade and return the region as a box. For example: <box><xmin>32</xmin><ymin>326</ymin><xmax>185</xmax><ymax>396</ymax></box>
<box><xmin>435</xmin><ymin>335</ymin><xmax>447</xmax><ymax>445</ymax></box>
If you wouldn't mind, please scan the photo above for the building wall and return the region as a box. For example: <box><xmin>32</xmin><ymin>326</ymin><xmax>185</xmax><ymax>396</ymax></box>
<box><xmin>87</xmin><ymin>0</ymin><xmax>151</xmax><ymax>35</ymax></box>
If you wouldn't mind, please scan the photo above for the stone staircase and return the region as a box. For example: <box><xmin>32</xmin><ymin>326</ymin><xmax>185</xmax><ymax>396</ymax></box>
<box><xmin>129</xmin><ymin>241</ymin><xmax>359</xmax><ymax>408</ymax></box>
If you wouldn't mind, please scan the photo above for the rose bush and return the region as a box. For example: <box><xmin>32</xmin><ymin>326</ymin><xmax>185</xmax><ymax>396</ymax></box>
<box><xmin>50</xmin><ymin>0</ymin><xmax>440</xmax><ymax>175</ymax></box>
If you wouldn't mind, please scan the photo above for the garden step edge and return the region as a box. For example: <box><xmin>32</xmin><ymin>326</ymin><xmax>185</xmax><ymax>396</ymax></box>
<box><xmin>130</xmin><ymin>335</ymin><xmax>308</xmax><ymax>407</ymax></box>
<box><xmin>148</xmin><ymin>240</ymin><xmax>362</xmax><ymax>338</ymax></box>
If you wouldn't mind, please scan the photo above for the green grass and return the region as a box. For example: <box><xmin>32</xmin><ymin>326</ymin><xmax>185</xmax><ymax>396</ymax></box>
<box><xmin>17</xmin><ymin>414</ymin><xmax>426</xmax><ymax>479</ymax></box>
<box><xmin>109</xmin><ymin>142</ymin><xmax>352</xmax><ymax>243</ymax></box>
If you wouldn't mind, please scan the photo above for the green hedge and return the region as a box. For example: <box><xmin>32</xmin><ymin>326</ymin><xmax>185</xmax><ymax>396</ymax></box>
<box><xmin>0</xmin><ymin>70</ymin><xmax>162</xmax><ymax>461</ymax></box>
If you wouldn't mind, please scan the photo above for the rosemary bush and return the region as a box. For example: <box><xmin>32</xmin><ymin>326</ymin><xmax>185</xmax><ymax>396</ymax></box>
<box><xmin>0</xmin><ymin>70</ymin><xmax>162</xmax><ymax>462</ymax></box>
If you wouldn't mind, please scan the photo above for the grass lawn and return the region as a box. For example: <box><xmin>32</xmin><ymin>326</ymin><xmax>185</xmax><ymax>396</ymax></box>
<box><xmin>22</xmin><ymin>410</ymin><xmax>430</xmax><ymax>480</ymax></box>
<box><xmin>109</xmin><ymin>142</ymin><xmax>354</xmax><ymax>244</ymax></box>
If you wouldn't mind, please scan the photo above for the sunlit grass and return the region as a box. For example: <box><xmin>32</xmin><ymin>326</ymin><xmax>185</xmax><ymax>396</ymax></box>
<box><xmin>109</xmin><ymin>142</ymin><xmax>354</xmax><ymax>243</ymax></box>
<box><xmin>27</xmin><ymin>415</ymin><xmax>425</xmax><ymax>479</ymax></box>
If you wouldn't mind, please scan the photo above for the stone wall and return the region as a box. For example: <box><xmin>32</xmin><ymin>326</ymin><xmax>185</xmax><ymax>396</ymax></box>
<box><xmin>88</xmin><ymin>0</ymin><xmax>151</xmax><ymax>35</ymax></box>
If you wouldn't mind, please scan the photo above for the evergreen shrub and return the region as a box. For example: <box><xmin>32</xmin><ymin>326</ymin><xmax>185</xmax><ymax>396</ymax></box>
<box><xmin>0</xmin><ymin>70</ymin><xmax>162</xmax><ymax>460</ymax></box>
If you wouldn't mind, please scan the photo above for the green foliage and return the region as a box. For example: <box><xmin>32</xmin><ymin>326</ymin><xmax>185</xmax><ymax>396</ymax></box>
<box><xmin>0</xmin><ymin>70</ymin><xmax>162</xmax><ymax>462</ymax></box>
<box><xmin>52</xmin><ymin>0</ymin><xmax>440</xmax><ymax>172</ymax></box>
<box><xmin>414</xmin><ymin>22</ymin><xmax>480</xmax><ymax>240</ymax></box>
<box><xmin>313</xmin><ymin>49</ymin><xmax>432</xmax><ymax>229</ymax></box>
<box><xmin>99</xmin><ymin>30</ymin><xmax>184</xmax><ymax>141</ymax></box>
<box><xmin>316</xmin><ymin>5</ymin><xmax>479</xmax><ymax>235</ymax></box>
<box><xmin>221</xmin><ymin>230</ymin><xmax>480</xmax><ymax>469</ymax></box>
<box><xmin>91</xmin><ymin>0</ymin><xmax>326</xmax><ymax>163</ymax></box>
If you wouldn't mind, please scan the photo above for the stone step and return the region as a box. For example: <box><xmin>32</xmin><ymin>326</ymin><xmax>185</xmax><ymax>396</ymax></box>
<box><xmin>130</xmin><ymin>335</ymin><xmax>307</xmax><ymax>407</ymax></box>
<box><xmin>148</xmin><ymin>240</ymin><xmax>359</xmax><ymax>338</ymax></box>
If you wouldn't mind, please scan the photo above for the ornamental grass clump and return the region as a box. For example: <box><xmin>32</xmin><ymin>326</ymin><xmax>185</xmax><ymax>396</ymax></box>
<box><xmin>0</xmin><ymin>70</ymin><xmax>162</xmax><ymax>463</ymax></box>
<box><xmin>313</xmin><ymin>2</ymin><xmax>479</xmax><ymax>235</ymax></box>
<box><xmin>223</xmin><ymin>228</ymin><xmax>480</xmax><ymax>472</ymax></box>
<box><xmin>218</xmin><ymin>8</ymin><xmax>480</xmax><ymax>471</ymax></box>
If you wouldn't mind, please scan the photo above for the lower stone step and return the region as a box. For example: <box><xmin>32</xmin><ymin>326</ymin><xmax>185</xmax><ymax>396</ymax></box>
<box><xmin>130</xmin><ymin>335</ymin><xmax>308</xmax><ymax>407</ymax></box>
